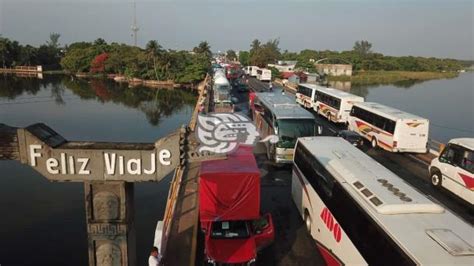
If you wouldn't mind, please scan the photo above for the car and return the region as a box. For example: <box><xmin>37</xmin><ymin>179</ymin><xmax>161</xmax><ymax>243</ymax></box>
<box><xmin>336</xmin><ymin>130</ymin><xmax>364</xmax><ymax>148</ymax></box>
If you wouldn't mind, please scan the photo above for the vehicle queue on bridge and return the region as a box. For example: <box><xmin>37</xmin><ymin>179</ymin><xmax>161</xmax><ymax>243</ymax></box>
<box><xmin>192</xmin><ymin>61</ymin><xmax>473</xmax><ymax>265</ymax></box>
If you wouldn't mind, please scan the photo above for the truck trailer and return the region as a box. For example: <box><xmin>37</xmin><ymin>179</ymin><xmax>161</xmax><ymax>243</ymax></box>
<box><xmin>199</xmin><ymin>146</ymin><xmax>274</xmax><ymax>265</ymax></box>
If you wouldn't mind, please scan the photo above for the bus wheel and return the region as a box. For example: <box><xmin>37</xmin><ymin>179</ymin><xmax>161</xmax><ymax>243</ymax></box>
<box><xmin>371</xmin><ymin>137</ymin><xmax>378</xmax><ymax>149</ymax></box>
<box><xmin>431</xmin><ymin>171</ymin><xmax>442</xmax><ymax>187</ymax></box>
<box><xmin>304</xmin><ymin>211</ymin><xmax>311</xmax><ymax>234</ymax></box>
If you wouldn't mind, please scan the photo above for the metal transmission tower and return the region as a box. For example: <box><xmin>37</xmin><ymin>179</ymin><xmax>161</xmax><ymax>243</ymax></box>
<box><xmin>131</xmin><ymin>1</ymin><xmax>139</xmax><ymax>46</ymax></box>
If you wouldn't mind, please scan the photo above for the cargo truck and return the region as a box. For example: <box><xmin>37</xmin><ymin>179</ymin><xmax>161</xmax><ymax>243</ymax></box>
<box><xmin>199</xmin><ymin>146</ymin><xmax>274</xmax><ymax>265</ymax></box>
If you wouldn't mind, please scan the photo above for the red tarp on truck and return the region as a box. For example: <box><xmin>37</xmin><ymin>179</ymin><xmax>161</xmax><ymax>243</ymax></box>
<box><xmin>199</xmin><ymin>146</ymin><xmax>260</xmax><ymax>222</ymax></box>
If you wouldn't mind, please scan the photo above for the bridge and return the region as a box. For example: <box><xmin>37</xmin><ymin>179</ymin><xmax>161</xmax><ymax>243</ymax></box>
<box><xmin>1</xmin><ymin>74</ymin><xmax>471</xmax><ymax>266</ymax></box>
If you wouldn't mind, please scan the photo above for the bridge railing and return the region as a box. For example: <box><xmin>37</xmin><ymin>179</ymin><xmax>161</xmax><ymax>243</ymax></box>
<box><xmin>159</xmin><ymin>74</ymin><xmax>211</xmax><ymax>264</ymax></box>
<box><xmin>428</xmin><ymin>139</ymin><xmax>445</xmax><ymax>156</ymax></box>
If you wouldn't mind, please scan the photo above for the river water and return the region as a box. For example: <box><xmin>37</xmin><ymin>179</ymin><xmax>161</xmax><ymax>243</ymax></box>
<box><xmin>0</xmin><ymin>73</ymin><xmax>472</xmax><ymax>265</ymax></box>
<box><xmin>0</xmin><ymin>75</ymin><xmax>196</xmax><ymax>265</ymax></box>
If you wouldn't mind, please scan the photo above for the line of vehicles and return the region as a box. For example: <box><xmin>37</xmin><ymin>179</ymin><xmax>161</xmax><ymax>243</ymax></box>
<box><xmin>295</xmin><ymin>83</ymin><xmax>430</xmax><ymax>153</ymax></box>
<box><xmin>201</xmin><ymin>66</ymin><xmax>473</xmax><ymax>265</ymax></box>
<box><xmin>294</xmin><ymin>83</ymin><xmax>473</xmax><ymax>205</ymax></box>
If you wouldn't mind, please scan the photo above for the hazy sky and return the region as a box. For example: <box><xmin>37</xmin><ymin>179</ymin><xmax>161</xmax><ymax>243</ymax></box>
<box><xmin>1</xmin><ymin>0</ymin><xmax>473</xmax><ymax>59</ymax></box>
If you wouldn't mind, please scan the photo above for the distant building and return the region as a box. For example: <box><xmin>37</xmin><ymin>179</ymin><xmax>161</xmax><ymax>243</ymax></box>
<box><xmin>315</xmin><ymin>63</ymin><xmax>352</xmax><ymax>76</ymax></box>
<box><xmin>281</xmin><ymin>71</ymin><xmax>308</xmax><ymax>84</ymax></box>
<box><xmin>304</xmin><ymin>72</ymin><xmax>320</xmax><ymax>84</ymax></box>
<box><xmin>268</xmin><ymin>60</ymin><xmax>297</xmax><ymax>72</ymax></box>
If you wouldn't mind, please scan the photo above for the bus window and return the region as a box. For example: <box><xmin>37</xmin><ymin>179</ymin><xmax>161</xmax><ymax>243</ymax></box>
<box><xmin>460</xmin><ymin>149</ymin><xmax>474</xmax><ymax>173</ymax></box>
<box><xmin>440</xmin><ymin>145</ymin><xmax>464</xmax><ymax>166</ymax></box>
<box><xmin>276</xmin><ymin>119</ymin><xmax>315</xmax><ymax>148</ymax></box>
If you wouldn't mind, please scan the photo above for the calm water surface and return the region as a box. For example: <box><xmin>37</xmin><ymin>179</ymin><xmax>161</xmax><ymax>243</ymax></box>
<box><xmin>0</xmin><ymin>75</ymin><xmax>196</xmax><ymax>265</ymax></box>
<box><xmin>349</xmin><ymin>72</ymin><xmax>474</xmax><ymax>143</ymax></box>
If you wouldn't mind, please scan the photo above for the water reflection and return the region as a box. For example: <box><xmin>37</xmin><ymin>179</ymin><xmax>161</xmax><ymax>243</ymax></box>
<box><xmin>0</xmin><ymin>74</ymin><xmax>197</xmax><ymax>127</ymax></box>
<box><xmin>0</xmin><ymin>74</ymin><xmax>198</xmax><ymax>265</ymax></box>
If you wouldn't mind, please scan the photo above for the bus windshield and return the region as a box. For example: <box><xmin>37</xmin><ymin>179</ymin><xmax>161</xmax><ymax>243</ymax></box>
<box><xmin>276</xmin><ymin>119</ymin><xmax>315</xmax><ymax>148</ymax></box>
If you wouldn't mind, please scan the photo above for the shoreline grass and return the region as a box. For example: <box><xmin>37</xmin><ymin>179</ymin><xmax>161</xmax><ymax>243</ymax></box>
<box><xmin>328</xmin><ymin>71</ymin><xmax>459</xmax><ymax>85</ymax></box>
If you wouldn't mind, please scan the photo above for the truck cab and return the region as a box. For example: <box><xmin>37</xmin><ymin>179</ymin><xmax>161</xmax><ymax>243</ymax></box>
<box><xmin>429</xmin><ymin>138</ymin><xmax>474</xmax><ymax>205</ymax></box>
<box><xmin>204</xmin><ymin>214</ymin><xmax>274</xmax><ymax>265</ymax></box>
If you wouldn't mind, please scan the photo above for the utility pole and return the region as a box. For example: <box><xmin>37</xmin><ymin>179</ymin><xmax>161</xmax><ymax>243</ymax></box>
<box><xmin>131</xmin><ymin>1</ymin><xmax>139</xmax><ymax>47</ymax></box>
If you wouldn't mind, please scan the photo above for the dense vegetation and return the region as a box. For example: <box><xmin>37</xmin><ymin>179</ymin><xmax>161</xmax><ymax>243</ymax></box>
<box><xmin>1</xmin><ymin>35</ymin><xmax>211</xmax><ymax>83</ymax></box>
<box><xmin>0</xmin><ymin>33</ymin><xmax>62</xmax><ymax>70</ymax></box>
<box><xmin>1</xmin><ymin>34</ymin><xmax>469</xmax><ymax>83</ymax></box>
<box><xmin>239</xmin><ymin>39</ymin><xmax>466</xmax><ymax>73</ymax></box>
<box><xmin>327</xmin><ymin>71</ymin><xmax>459</xmax><ymax>85</ymax></box>
<box><xmin>60</xmin><ymin>39</ymin><xmax>211</xmax><ymax>83</ymax></box>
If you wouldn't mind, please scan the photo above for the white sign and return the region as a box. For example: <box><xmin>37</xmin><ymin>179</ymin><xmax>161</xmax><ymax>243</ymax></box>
<box><xmin>29</xmin><ymin>145</ymin><xmax>172</xmax><ymax>176</ymax></box>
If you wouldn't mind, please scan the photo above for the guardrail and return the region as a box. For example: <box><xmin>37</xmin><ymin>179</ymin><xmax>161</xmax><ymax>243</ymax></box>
<box><xmin>159</xmin><ymin>74</ymin><xmax>211</xmax><ymax>265</ymax></box>
<box><xmin>428</xmin><ymin>139</ymin><xmax>445</xmax><ymax>156</ymax></box>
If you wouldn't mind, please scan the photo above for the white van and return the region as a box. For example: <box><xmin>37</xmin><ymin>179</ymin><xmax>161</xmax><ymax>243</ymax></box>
<box><xmin>429</xmin><ymin>138</ymin><xmax>474</xmax><ymax>205</ymax></box>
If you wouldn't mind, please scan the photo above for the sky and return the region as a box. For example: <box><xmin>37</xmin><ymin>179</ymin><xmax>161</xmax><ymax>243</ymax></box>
<box><xmin>0</xmin><ymin>0</ymin><xmax>473</xmax><ymax>59</ymax></box>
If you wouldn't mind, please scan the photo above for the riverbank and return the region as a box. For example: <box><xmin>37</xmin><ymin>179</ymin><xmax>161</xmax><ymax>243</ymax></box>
<box><xmin>328</xmin><ymin>71</ymin><xmax>459</xmax><ymax>85</ymax></box>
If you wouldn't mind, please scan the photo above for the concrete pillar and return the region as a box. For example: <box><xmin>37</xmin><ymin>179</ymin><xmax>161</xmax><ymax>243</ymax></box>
<box><xmin>84</xmin><ymin>181</ymin><xmax>136</xmax><ymax>266</ymax></box>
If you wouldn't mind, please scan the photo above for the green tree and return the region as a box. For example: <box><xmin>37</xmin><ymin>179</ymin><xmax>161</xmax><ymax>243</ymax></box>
<box><xmin>193</xmin><ymin>41</ymin><xmax>212</xmax><ymax>58</ymax></box>
<box><xmin>47</xmin><ymin>33</ymin><xmax>61</xmax><ymax>49</ymax></box>
<box><xmin>296</xmin><ymin>59</ymin><xmax>316</xmax><ymax>72</ymax></box>
<box><xmin>249</xmin><ymin>38</ymin><xmax>280</xmax><ymax>67</ymax></box>
<box><xmin>239</xmin><ymin>51</ymin><xmax>250</xmax><ymax>66</ymax></box>
<box><xmin>226</xmin><ymin>49</ymin><xmax>237</xmax><ymax>61</ymax></box>
<box><xmin>268</xmin><ymin>66</ymin><xmax>280</xmax><ymax>80</ymax></box>
<box><xmin>353</xmin><ymin>40</ymin><xmax>372</xmax><ymax>57</ymax></box>
<box><xmin>145</xmin><ymin>40</ymin><xmax>164</xmax><ymax>79</ymax></box>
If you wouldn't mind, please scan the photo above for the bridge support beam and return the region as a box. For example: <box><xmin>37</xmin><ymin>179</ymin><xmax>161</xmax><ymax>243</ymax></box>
<box><xmin>85</xmin><ymin>181</ymin><xmax>136</xmax><ymax>266</ymax></box>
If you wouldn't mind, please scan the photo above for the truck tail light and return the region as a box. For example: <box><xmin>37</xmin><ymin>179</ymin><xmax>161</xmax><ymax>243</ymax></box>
<box><xmin>393</xmin><ymin>141</ymin><xmax>398</xmax><ymax>148</ymax></box>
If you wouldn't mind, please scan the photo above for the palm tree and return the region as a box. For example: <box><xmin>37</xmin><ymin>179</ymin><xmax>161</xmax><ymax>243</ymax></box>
<box><xmin>145</xmin><ymin>40</ymin><xmax>163</xmax><ymax>80</ymax></box>
<box><xmin>250</xmin><ymin>39</ymin><xmax>261</xmax><ymax>53</ymax></box>
<box><xmin>193</xmin><ymin>41</ymin><xmax>211</xmax><ymax>58</ymax></box>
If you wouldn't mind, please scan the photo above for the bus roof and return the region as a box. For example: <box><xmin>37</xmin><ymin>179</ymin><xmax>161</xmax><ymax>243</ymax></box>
<box><xmin>449</xmin><ymin>138</ymin><xmax>474</xmax><ymax>150</ymax></box>
<box><xmin>354</xmin><ymin>102</ymin><xmax>428</xmax><ymax>121</ymax></box>
<box><xmin>297</xmin><ymin>137</ymin><xmax>474</xmax><ymax>264</ymax></box>
<box><xmin>256</xmin><ymin>92</ymin><xmax>315</xmax><ymax>120</ymax></box>
<box><xmin>298</xmin><ymin>83</ymin><xmax>325</xmax><ymax>90</ymax></box>
<box><xmin>301</xmin><ymin>84</ymin><xmax>364</xmax><ymax>101</ymax></box>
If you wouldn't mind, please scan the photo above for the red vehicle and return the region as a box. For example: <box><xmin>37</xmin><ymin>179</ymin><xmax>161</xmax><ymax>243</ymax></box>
<box><xmin>225</xmin><ymin>64</ymin><xmax>241</xmax><ymax>81</ymax></box>
<box><xmin>199</xmin><ymin>146</ymin><xmax>274</xmax><ymax>265</ymax></box>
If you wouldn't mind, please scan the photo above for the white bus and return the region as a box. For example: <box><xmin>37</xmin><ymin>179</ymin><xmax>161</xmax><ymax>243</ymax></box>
<box><xmin>429</xmin><ymin>138</ymin><xmax>474</xmax><ymax>205</ymax></box>
<box><xmin>253</xmin><ymin>92</ymin><xmax>320</xmax><ymax>164</ymax></box>
<box><xmin>295</xmin><ymin>83</ymin><xmax>321</xmax><ymax>109</ymax></box>
<box><xmin>313</xmin><ymin>86</ymin><xmax>364</xmax><ymax>124</ymax></box>
<box><xmin>256</xmin><ymin>68</ymin><xmax>272</xmax><ymax>82</ymax></box>
<box><xmin>213</xmin><ymin>70</ymin><xmax>231</xmax><ymax>103</ymax></box>
<box><xmin>348</xmin><ymin>102</ymin><xmax>429</xmax><ymax>153</ymax></box>
<box><xmin>292</xmin><ymin>136</ymin><xmax>474</xmax><ymax>266</ymax></box>
<box><xmin>245</xmin><ymin>66</ymin><xmax>260</xmax><ymax>77</ymax></box>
